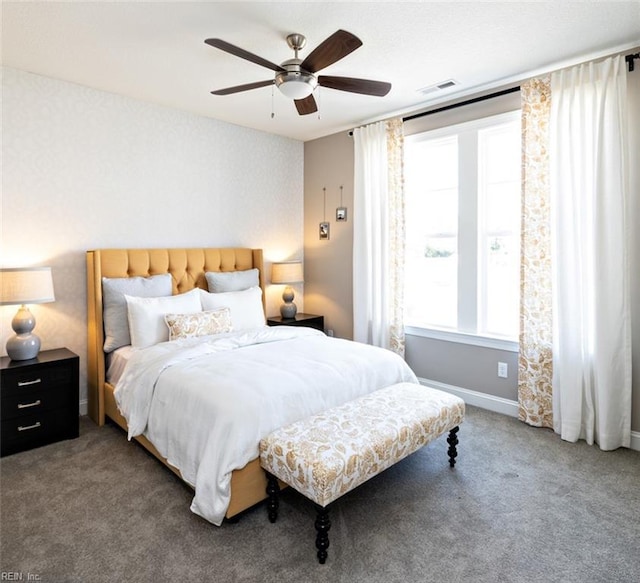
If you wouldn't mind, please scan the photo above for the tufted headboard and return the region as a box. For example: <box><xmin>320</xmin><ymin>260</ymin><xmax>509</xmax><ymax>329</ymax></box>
<box><xmin>86</xmin><ymin>248</ymin><xmax>264</xmax><ymax>425</ymax></box>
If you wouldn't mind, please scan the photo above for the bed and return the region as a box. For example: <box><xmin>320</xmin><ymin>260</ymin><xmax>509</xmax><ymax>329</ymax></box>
<box><xmin>86</xmin><ymin>247</ymin><xmax>418</xmax><ymax>525</ymax></box>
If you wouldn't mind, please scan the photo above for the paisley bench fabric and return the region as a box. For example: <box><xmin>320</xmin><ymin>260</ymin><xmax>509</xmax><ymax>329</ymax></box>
<box><xmin>259</xmin><ymin>382</ymin><xmax>465</xmax><ymax>563</ymax></box>
<box><xmin>260</xmin><ymin>382</ymin><xmax>465</xmax><ymax>507</ymax></box>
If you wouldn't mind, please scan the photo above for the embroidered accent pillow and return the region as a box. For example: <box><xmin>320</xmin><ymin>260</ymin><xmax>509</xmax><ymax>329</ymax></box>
<box><xmin>164</xmin><ymin>308</ymin><xmax>232</xmax><ymax>341</ymax></box>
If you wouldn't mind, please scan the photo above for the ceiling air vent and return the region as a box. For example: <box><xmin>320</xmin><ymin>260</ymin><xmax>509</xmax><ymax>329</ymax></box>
<box><xmin>417</xmin><ymin>79</ymin><xmax>459</xmax><ymax>96</ymax></box>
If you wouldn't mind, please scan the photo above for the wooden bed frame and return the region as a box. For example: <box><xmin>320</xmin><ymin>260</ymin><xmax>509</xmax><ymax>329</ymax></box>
<box><xmin>86</xmin><ymin>247</ymin><xmax>272</xmax><ymax>519</ymax></box>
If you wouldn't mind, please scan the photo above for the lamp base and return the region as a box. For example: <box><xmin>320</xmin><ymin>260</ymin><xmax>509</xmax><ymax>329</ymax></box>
<box><xmin>280</xmin><ymin>301</ymin><xmax>298</xmax><ymax>319</ymax></box>
<box><xmin>280</xmin><ymin>285</ymin><xmax>298</xmax><ymax>319</ymax></box>
<box><xmin>7</xmin><ymin>305</ymin><xmax>41</xmax><ymax>360</ymax></box>
<box><xmin>7</xmin><ymin>334</ymin><xmax>41</xmax><ymax>361</ymax></box>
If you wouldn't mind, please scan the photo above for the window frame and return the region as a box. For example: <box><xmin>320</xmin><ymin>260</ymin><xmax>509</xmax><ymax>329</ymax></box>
<box><xmin>404</xmin><ymin>109</ymin><xmax>521</xmax><ymax>351</ymax></box>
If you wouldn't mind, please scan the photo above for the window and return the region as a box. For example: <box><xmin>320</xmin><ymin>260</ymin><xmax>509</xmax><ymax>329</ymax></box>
<box><xmin>404</xmin><ymin>111</ymin><xmax>521</xmax><ymax>344</ymax></box>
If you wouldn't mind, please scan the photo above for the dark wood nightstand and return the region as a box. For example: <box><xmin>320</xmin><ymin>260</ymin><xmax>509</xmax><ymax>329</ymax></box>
<box><xmin>1</xmin><ymin>348</ymin><xmax>79</xmax><ymax>457</ymax></box>
<box><xmin>267</xmin><ymin>313</ymin><xmax>325</xmax><ymax>332</ymax></box>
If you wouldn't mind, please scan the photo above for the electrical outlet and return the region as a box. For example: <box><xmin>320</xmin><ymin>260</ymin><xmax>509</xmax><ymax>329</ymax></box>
<box><xmin>498</xmin><ymin>362</ymin><xmax>508</xmax><ymax>378</ymax></box>
<box><xmin>327</xmin><ymin>329</ymin><xmax>334</xmax><ymax>337</ymax></box>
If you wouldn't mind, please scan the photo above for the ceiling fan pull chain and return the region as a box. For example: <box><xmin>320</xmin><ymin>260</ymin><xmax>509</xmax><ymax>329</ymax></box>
<box><xmin>271</xmin><ymin>84</ymin><xmax>275</xmax><ymax>119</ymax></box>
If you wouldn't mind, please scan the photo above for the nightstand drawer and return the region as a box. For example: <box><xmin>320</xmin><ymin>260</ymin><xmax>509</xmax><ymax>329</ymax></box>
<box><xmin>1</xmin><ymin>348</ymin><xmax>80</xmax><ymax>457</ymax></box>
<box><xmin>1</xmin><ymin>384</ymin><xmax>71</xmax><ymax>420</ymax></box>
<box><xmin>1</xmin><ymin>408</ymin><xmax>76</xmax><ymax>456</ymax></box>
<box><xmin>1</xmin><ymin>365</ymin><xmax>71</xmax><ymax>396</ymax></box>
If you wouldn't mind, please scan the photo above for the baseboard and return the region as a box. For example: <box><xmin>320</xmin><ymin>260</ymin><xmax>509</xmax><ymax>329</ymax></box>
<box><xmin>417</xmin><ymin>377</ymin><xmax>519</xmax><ymax>418</ymax></box>
<box><xmin>418</xmin><ymin>377</ymin><xmax>640</xmax><ymax>452</ymax></box>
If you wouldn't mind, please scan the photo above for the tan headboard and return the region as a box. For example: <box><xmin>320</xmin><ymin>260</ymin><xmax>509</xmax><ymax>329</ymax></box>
<box><xmin>86</xmin><ymin>248</ymin><xmax>264</xmax><ymax>425</ymax></box>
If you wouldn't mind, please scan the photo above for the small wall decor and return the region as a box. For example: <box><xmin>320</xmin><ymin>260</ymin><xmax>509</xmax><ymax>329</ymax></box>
<box><xmin>320</xmin><ymin>187</ymin><xmax>330</xmax><ymax>240</ymax></box>
<box><xmin>336</xmin><ymin>185</ymin><xmax>348</xmax><ymax>222</ymax></box>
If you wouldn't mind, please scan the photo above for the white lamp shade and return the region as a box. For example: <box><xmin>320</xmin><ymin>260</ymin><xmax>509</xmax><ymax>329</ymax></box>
<box><xmin>0</xmin><ymin>267</ymin><xmax>55</xmax><ymax>306</ymax></box>
<box><xmin>271</xmin><ymin>261</ymin><xmax>304</xmax><ymax>284</ymax></box>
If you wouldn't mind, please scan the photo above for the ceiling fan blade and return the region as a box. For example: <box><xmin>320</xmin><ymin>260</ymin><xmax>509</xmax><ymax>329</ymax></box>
<box><xmin>294</xmin><ymin>94</ymin><xmax>318</xmax><ymax>116</ymax></box>
<box><xmin>205</xmin><ymin>38</ymin><xmax>285</xmax><ymax>73</ymax></box>
<box><xmin>211</xmin><ymin>80</ymin><xmax>275</xmax><ymax>96</ymax></box>
<box><xmin>300</xmin><ymin>30</ymin><xmax>362</xmax><ymax>73</ymax></box>
<box><xmin>318</xmin><ymin>75</ymin><xmax>392</xmax><ymax>96</ymax></box>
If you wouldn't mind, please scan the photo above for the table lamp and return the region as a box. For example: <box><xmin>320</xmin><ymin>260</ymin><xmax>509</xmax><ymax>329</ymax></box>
<box><xmin>1</xmin><ymin>267</ymin><xmax>55</xmax><ymax>360</ymax></box>
<box><xmin>271</xmin><ymin>261</ymin><xmax>304</xmax><ymax>319</ymax></box>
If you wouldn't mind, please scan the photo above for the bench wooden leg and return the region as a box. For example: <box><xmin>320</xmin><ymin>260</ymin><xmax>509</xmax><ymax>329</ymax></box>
<box><xmin>265</xmin><ymin>471</ymin><xmax>280</xmax><ymax>523</ymax></box>
<box><xmin>447</xmin><ymin>426</ymin><xmax>459</xmax><ymax>467</ymax></box>
<box><xmin>314</xmin><ymin>504</ymin><xmax>331</xmax><ymax>564</ymax></box>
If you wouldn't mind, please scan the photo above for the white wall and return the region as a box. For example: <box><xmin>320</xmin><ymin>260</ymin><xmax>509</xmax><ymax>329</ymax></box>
<box><xmin>1</xmin><ymin>68</ymin><xmax>304</xmax><ymax>412</ymax></box>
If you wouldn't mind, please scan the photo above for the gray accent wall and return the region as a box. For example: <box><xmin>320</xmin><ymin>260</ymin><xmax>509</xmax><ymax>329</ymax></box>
<box><xmin>405</xmin><ymin>336</ymin><xmax>518</xmax><ymax>401</ymax></box>
<box><xmin>304</xmin><ymin>131</ymin><xmax>355</xmax><ymax>340</ymax></box>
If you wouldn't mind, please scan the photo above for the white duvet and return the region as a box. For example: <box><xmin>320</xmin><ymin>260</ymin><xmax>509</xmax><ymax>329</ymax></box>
<box><xmin>114</xmin><ymin>326</ymin><xmax>418</xmax><ymax>525</ymax></box>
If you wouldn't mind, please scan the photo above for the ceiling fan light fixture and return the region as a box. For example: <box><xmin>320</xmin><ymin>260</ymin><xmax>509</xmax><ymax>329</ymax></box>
<box><xmin>276</xmin><ymin>70</ymin><xmax>317</xmax><ymax>99</ymax></box>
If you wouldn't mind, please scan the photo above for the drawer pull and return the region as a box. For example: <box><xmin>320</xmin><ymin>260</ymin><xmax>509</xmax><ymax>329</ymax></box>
<box><xmin>18</xmin><ymin>378</ymin><xmax>42</xmax><ymax>387</ymax></box>
<box><xmin>18</xmin><ymin>422</ymin><xmax>42</xmax><ymax>432</ymax></box>
<box><xmin>17</xmin><ymin>399</ymin><xmax>42</xmax><ymax>409</ymax></box>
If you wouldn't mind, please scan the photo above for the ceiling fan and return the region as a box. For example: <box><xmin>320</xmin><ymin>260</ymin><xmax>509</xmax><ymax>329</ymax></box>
<box><xmin>205</xmin><ymin>30</ymin><xmax>392</xmax><ymax>115</ymax></box>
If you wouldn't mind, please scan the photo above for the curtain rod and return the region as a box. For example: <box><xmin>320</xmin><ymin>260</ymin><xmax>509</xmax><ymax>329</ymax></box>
<box><xmin>402</xmin><ymin>86</ymin><xmax>520</xmax><ymax>123</ymax></box>
<box><xmin>349</xmin><ymin>49</ymin><xmax>638</xmax><ymax>135</ymax></box>
<box><xmin>400</xmin><ymin>48</ymin><xmax>637</xmax><ymax>125</ymax></box>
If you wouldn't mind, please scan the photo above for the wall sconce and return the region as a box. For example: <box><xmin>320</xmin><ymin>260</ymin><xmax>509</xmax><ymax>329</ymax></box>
<box><xmin>320</xmin><ymin>186</ymin><xmax>330</xmax><ymax>240</ymax></box>
<box><xmin>0</xmin><ymin>267</ymin><xmax>55</xmax><ymax>360</ymax></box>
<box><xmin>271</xmin><ymin>261</ymin><xmax>304</xmax><ymax>319</ymax></box>
<box><xmin>336</xmin><ymin>185</ymin><xmax>347</xmax><ymax>222</ymax></box>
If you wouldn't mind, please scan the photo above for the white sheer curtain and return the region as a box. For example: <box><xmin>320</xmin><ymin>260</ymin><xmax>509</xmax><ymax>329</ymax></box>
<box><xmin>353</xmin><ymin>119</ymin><xmax>405</xmax><ymax>355</ymax></box>
<box><xmin>550</xmin><ymin>55</ymin><xmax>632</xmax><ymax>450</ymax></box>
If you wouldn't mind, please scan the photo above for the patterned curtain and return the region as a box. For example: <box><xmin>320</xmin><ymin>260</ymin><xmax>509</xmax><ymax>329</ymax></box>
<box><xmin>386</xmin><ymin>118</ymin><xmax>406</xmax><ymax>356</ymax></box>
<box><xmin>518</xmin><ymin>77</ymin><xmax>554</xmax><ymax>428</ymax></box>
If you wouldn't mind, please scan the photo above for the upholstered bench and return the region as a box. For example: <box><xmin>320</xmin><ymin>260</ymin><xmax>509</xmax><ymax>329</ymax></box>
<box><xmin>259</xmin><ymin>382</ymin><xmax>465</xmax><ymax>564</ymax></box>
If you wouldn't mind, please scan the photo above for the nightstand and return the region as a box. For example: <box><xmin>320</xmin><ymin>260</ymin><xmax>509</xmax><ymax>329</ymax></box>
<box><xmin>267</xmin><ymin>313</ymin><xmax>325</xmax><ymax>332</ymax></box>
<box><xmin>1</xmin><ymin>348</ymin><xmax>79</xmax><ymax>457</ymax></box>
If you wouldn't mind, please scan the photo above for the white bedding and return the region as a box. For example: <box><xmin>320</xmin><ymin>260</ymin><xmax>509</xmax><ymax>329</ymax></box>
<box><xmin>106</xmin><ymin>345</ymin><xmax>135</xmax><ymax>385</ymax></box>
<box><xmin>114</xmin><ymin>326</ymin><xmax>418</xmax><ymax>525</ymax></box>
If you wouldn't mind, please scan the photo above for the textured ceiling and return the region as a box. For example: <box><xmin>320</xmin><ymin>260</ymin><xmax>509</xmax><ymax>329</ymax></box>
<box><xmin>2</xmin><ymin>1</ymin><xmax>639</xmax><ymax>141</ymax></box>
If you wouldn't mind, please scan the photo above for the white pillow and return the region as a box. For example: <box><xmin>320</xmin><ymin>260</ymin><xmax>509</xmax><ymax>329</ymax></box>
<box><xmin>205</xmin><ymin>269</ymin><xmax>260</xmax><ymax>293</ymax></box>
<box><xmin>164</xmin><ymin>308</ymin><xmax>232</xmax><ymax>341</ymax></box>
<box><xmin>102</xmin><ymin>274</ymin><xmax>172</xmax><ymax>352</ymax></box>
<box><xmin>199</xmin><ymin>286</ymin><xmax>265</xmax><ymax>331</ymax></box>
<box><xmin>125</xmin><ymin>289</ymin><xmax>201</xmax><ymax>348</ymax></box>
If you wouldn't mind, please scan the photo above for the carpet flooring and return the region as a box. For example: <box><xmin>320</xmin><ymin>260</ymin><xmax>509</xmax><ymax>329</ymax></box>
<box><xmin>1</xmin><ymin>406</ymin><xmax>639</xmax><ymax>583</ymax></box>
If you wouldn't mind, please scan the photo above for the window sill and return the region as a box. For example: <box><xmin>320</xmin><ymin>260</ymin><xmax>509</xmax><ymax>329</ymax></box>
<box><xmin>405</xmin><ymin>326</ymin><xmax>519</xmax><ymax>353</ymax></box>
